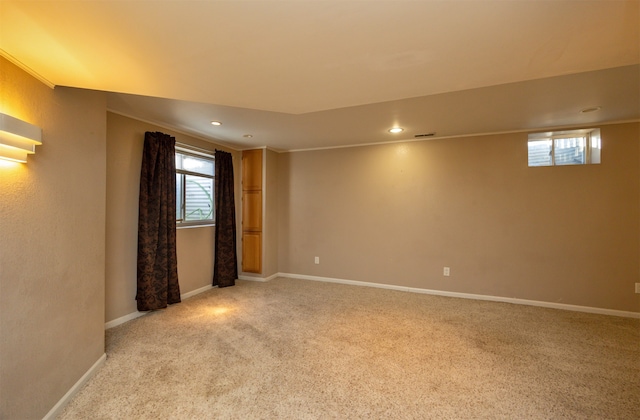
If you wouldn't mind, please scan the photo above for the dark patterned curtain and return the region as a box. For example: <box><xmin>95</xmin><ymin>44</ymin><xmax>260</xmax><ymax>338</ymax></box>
<box><xmin>136</xmin><ymin>131</ymin><xmax>181</xmax><ymax>311</ymax></box>
<box><xmin>213</xmin><ymin>150</ymin><xmax>238</xmax><ymax>287</ymax></box>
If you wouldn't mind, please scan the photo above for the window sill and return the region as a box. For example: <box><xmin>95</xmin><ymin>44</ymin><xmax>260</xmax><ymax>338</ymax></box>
<box><xmin>176</xmin><ymin>223</ymin><xmax>215</xmax><ymax>230</ymax></box>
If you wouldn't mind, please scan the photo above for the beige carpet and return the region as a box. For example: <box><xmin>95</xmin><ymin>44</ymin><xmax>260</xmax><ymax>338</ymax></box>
<box><xmin>59</xmin><ymin>278</ymin><xmax>639</xmax><ymax>419</ymax></box>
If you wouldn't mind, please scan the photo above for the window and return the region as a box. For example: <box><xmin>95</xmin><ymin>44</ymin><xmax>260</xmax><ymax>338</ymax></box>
<box><xmin>527</xmin><ymin>128</ymin><xmax>601</xmax><ymax>167</ymax></box>
<box><xmin>175</xmin><ymin>147</ymin><xmax>215</xmax><ymax>226</ymax></box>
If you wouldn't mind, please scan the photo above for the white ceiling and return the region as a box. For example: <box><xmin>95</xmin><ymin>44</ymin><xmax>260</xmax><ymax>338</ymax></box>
<box><xmin>1</xmin><ymin>0</ymin><xmax>638</xmax><ymax>151</ymax></box>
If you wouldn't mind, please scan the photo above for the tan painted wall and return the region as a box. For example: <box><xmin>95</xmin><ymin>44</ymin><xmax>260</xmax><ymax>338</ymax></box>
<box><xmin>105</xmin><ymin>112</ymin><xmax>241</xmax><ymax>323</ymax></box>
<box><xmin>263</xmin><ymin>149</ymin><xmax>279</xmax><ymax>277</ymax></box>
<box><xmin>278</xmin><ymin>123</ymin><xmax>640</xmax><ymax>312</ymax></box>
<box><xmin>0</xmin><ymin>58</ymin><xmax>106</xmax><ymax>418</ymax></box>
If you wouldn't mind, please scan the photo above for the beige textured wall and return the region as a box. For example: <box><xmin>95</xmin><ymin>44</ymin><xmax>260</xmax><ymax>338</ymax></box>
<box><xmin>0</xmin><ymin>58</ymin><xmax>106</xmax><ymax>418</ymax></box>
<box><xmin>105</xmin><ymin>112</ymin><xmax>241</xmax><ymax>323</ymax></box>
<box><xmin>278</xmin><ymin>123</ymin><xmax>640</xmax><ymax>312</ymax></box>
<box><xmin>263</xmin><ymin>149</ymin><xmax>279</xmax><ymax>277</ymax></box>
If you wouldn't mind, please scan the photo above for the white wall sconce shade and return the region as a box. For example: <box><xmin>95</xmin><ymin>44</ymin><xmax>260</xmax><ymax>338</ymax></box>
<box><xmin>0</xmin><ymin>113</ymin><xmax>42</xmax><ymax>163</ymax></box>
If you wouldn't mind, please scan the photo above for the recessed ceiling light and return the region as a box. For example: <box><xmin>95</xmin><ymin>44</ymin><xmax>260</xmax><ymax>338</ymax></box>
<box><xmin>389</xmin><ymin>127</ymin><xmax>404</xmax><ymax>134</ymax></box>
<box><xmin>243</xmin><ymin>134</ymin><xmax>253</xmax><ymax>138</ymax></box>
<box><xmin>580</xmin><ymin>107</ymin><xmax>601</xmax><ymax>113</ymax></box>
<box><xmin>211</xmin><ymin>121</ymin><xmax>222</xmax><ymax>126</ymax></box>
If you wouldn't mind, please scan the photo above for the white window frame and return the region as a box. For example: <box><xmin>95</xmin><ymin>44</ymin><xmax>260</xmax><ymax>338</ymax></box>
<box><xmin>527</xmin><ymin>128</ymin><xmax>601</xmax><ymax>167</ymax></box>
<box><xmin>175</xmin><ymin>146</ymin><xmax>215</xmax><ymax>228</ymax></box>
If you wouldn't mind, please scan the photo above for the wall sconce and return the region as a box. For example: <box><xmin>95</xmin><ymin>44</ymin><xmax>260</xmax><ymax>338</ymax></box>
<box><xmin>0</xmin><ymin>113</ymin><xmax>43</xmax><ymax>163</ymax></box>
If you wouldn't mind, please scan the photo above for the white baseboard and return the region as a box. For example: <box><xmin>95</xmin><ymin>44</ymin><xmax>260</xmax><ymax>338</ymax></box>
<box><xmin>277</xmin><ymin>272</ymin><xmax>640</xmax><ymax>319</ymax></box>
<box><xmin>43</xmin><ymin>353</ymin><xmax>106</xmax><ymax>420</ymax></box>
<box><xmin>181</xmin><ymin>284</ymin><xmax>214</xmax><ymax>300</ymax></box>
<box><xmin>106</xmin><ymin>273</ymin><xmax>638</xmax><ymax>330</ymax></box>
<box><xmin>105</xmin><ymin>284</ymin><xmax>216</xmax><ymax>330</ymax></box>
<box><xmin>104</xmin><ymin>310</ymin><xmax>146</xmax><ymax>329</ymax></box>
<box><xmin>239</xmin><ymin>273</ymin><xmax>278</xmax><ymax>282</ymax></box>
<box><xmin>238</xmin><ymin>275</ymin><xmax>266</xmax><ymax>282</ymax></box>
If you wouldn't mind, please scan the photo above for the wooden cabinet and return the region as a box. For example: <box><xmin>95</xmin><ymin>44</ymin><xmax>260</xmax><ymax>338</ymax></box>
<box><xmin>241</xmin><ymin>232</ymin><xmax>262</xmax><ymax>273</ymax></box>
<box><xmin>242</xmin><ymin>149</ymin><xmax>262</xmax><ymax>273</ymax></box>
<box><xmin>242</xmin><ymin>190</ymin><xmax>262</xmax><ymax>231</ymax></box>
<box><xmin>242</xmin><ymin>149</ymin><xmax>263</xmax><ymax>191</ymax></box>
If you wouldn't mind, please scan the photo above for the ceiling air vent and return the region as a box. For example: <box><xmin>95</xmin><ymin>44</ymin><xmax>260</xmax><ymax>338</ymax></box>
<box><xmin>414</xmin><ymin>132</ymin><xmax>436</xmax><ymax>138</ymax></box>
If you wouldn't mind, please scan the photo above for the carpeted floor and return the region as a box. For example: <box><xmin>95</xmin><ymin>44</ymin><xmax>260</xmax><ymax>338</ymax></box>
<box><xmin>59</xmin><ymin>278</ymin><xmax>640</xmax><ymax>419</ymax></box>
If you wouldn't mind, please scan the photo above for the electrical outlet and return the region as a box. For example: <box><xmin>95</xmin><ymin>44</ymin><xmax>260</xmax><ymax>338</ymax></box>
<box><xmin>635</xmin><ymin>283</ymin><xmax>640</xmax><ymax>294</ymax></box>
<box><xmin>443</xmin><ymin>267</ymin><xmax>450</xmax><ymax>276</ymax></box>
<box><xmin>314</xmin><ymin>256</ymin><xmax>320</xmax><ymax>264</ymax></box>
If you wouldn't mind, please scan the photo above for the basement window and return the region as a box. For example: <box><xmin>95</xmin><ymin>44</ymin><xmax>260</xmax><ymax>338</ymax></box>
<box><xmin>527</xmin><ymin>128</ymin><xmax>601</xmax><ymax>167</ymax></box>
<box><xmin>175</xmin><ymin>147</ymin><xmax>215</xmax><ymax>227</ymax></box>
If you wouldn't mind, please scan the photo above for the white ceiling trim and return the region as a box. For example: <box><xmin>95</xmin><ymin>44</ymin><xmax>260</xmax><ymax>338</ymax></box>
<box><xmin>0</xmin><ymin>49</ymin><xmax>55</xmax><ymax>89</ymax></box>
<box><xmin>285</xmin><ymin>119</ymin><xmax>640</xmax><ymax>154</ymax></box>
<box><xmin>106</xmin><ymin>109</ymin><xmax>241</xmax><ymax>152</ymax></box>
